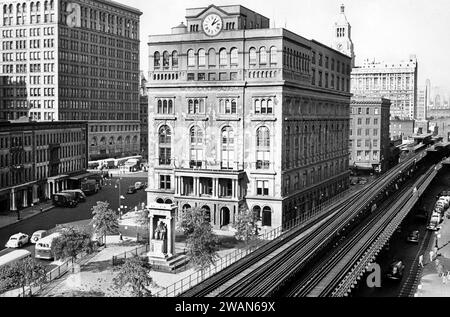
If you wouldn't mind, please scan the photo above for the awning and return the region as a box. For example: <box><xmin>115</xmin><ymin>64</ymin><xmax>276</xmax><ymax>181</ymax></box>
<box><xmin>47</xmin><ymin>175</ymin><xmax>69</xmax><ymax>181</ymax></box>
<box><xmin>353</xmin><ymin>163</ymin><xmax>376</xmax><ymax>170</ymax></box>
<box><xmin>69</xmin><ymin>173</ymin><xmax>93</xmax><ymax>181</ymax></box>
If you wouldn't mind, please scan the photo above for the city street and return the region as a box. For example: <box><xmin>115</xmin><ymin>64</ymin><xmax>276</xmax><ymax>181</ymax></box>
<box><xmin>352</xmin><ymin>177</ymin><xmax>446</xmax><ymax>297</ymax></box>
<box><xmin>0</xmin><ymin>175</ymin><xmax>148</xmax><ymax>264</ymax></box>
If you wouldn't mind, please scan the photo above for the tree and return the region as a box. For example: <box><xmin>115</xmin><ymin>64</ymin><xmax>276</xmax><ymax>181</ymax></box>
<box><xmin>113</xmin><ymin>257</ymin><xmax>152</xmax><ymax>297</ymax></box>
<box><xmin>90</xmin><ymin>201</ymin><xmax>119</xmax><ymax>247</ymax></box>
<box><xmin>51</xmin><ymin>226</ymin><xmax>95</xmax><ymax>262</ymax></box>
<box><xmin>233</xmin><ymin>205</ymin><xmax>260</xmax><ymax>243</ymax></box>
<box><xmin>179</xmin><ymin>206</ymin><xmax>208</xmax><ymax>236</ymax></box>
<box><xmin>178</xmin><ymin>207</ymin><xmax>220</xmax><ymax>272</ymax></box>
<box><xmin>186</xmin><ymin>222</ymin><xmax>219</xmax><ymax>271</ymax></box>
<box><xmin>137</xmin><ymin>208</ymin><xmax>149</xmax><ymax>226</ymax></box>
<box><xmin>0</xmin><ymin>258</ymin><xmax>46</xmax><ymax>297</ymax></box>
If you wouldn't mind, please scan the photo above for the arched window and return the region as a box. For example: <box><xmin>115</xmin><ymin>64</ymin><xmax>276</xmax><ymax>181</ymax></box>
<box><xmin>249</xmin><ymin>47</ymin><xmax>257</xmax><ymax>64</ymax></box>
<box><xmin>165</xmin><ymin>199</ymin><xmax>173</xmax><ymax>205</ymax></box>
<box><xmin>270</xmin><ymin>46</ymin><xmax>277</xmax><ymax>64</ymax></box>
<box><xmin>198</xmin><ymin>49</ymin><xmax>206</xmax><ymax>66</ymax></box>
<box><xmin>256</xmin><ymin>127</ymin><xmax>270</xmax><ymax>169</ymax></box>
<box><xmin>100</xmin><ymin>137</ymin><xmax>106</xmax><ymax>146</ymax></box>
<box><xmin>253</xmin><ymin>206</ymin><xmax>261</xmax><ymax>220</ymax></box>
<box><xmin>230</xmin><ymin>48</ymin><xmax>238</xmax><ymax>65</ymax></box>
<box><xmin>44</xmin><ymin>0</ymin><xmax>48</xmax><ymax>11</ymax></box>
<box><xmin>36</xmin><ymin>2</ymin><xmax>40</xmax><ymax>11</ymax></box>
<box><xmin>117</xmin><ymin>136</ymin><xmax>122</xmax><ymax>144</ymax></box>
<box><xmin>125</xmin><ymin>136</ymin><xmax>131</xmax><ymax>144</ymax></box>
<box><xmin>108</xmin><ymin>137</ymin><xmax>114</xmax><ymax>145</ymax></box>
<box><xmin>190</xmin><ymin>126</ymin><xmax>203</xmax><ymax>168</ymax></box>
<box><xmin>162</xmin><ymin>51</ymin><xmax>169</xmax><ymax>67</ymax></box>
<box><xmin>132</xmin><ymin>136</ymin><xmax>138</xmax><ymax>144</ymax></box>
<box><xmin>157</xmin><ymin>100</ymin><xmax>162</xmax><ymax>113</ymax></box>
<box><xmin>219</xmin><ymin>48</ymin><xmax>227</xmax><ymax>65</ymax></box>
<box><xmin>221</xmin><ymin>126</ymin><xmax>234</xmax><ymax>169</ymax></box>
<box><xmin>262</xmin><ymin>207</ymin><xmax>272</xmax><ymax>226</ymax></box>
<box><xmin>91</xmin><ymin>137</ymin><xmax>97</xmax><ymax>147</ymax></box>
<box><xmin>260</xmin><ymin>47</ymin><xmax>267</xmax><ymax>64</ymax></box>
<box><xmin>172</xmin><ymin>50</ymin><xmax>178</xmax><ymax>68</ymax></box>
<box><xmin>188</xmin><ymin>98</ymin><xmax>204</xmax><ymax>114</ymax></box>
<box><xmin>182</xmin><ymin>204</ymin><xmax>191</xmax><ymax>213</ymax></box>
<box><xmin>156</xmin><ymin>198</ymin><xmax>164</xmax><ymax>204</ymax></box>
<box><xmin>154</xmin><ymin>51</ymin><xmax>160</xmax><ymax>68</ymax></box>
<box><xmin>162</xmin><ymin>100</ymin><xmax>168</xmax><ymax>113</ymax></box>
<box><xmin>168</xmin><ymin>100</ymin><xmax>173</xmax><ymax>114</ymax></box>
<box><xmin>158</xmin><ymin>125</ymin><xmax>171</xmax><ymax>165</ymax></box>
<box><xmin>208</xmin><ymin>48</ymin><xmax>216</xmax><ymax>66</ymax></box>
<box><xmin>187</xmin><ymin>49</ymin><xmax>195</xmax><ymax>66</ymax></box>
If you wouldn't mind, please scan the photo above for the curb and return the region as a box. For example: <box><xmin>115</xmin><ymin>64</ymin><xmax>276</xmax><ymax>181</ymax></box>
<box><xmin>0</xmin><ymin>205</ymin><xmax>56</xmax><ymax>230</ymax></box>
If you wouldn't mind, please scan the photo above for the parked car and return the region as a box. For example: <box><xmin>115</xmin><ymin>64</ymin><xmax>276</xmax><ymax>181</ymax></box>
<box><xmin>386</xmin><ymin>260</ymin><xmax>405</xmax><ymax>280</ymax></box>
<box><xmin>134</xmin><ymin>182</ymin><xmax>145</xmax><ymax>190</ymax></box>
<box><xmin>5</xmin><ymin>233</ymin><xmax>30</xmax><ymax>248</ymax></box>
<box><xmin>406</xmin><ymin>230</ymin><xmax>420</xmax><ymax>243</ymax></box>
<box><xmin>31</xmin><ymin>230</ymin><xmax>48</xmax><ymax>244</ymax></box>
<box><xmin>127</xmin><ymin>186</ymin><xmax>137</xmax><ymax>194</ymax></box>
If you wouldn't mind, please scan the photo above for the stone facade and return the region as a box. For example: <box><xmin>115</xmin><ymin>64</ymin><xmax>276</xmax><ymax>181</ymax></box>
<box><xmin>349</xmin><ymin>97</ymin><xmax>391</xmax><ymax>173</ymax></box>
<box><xmin>0</xmin><ymin>119</ymin><xmax>88</xmax><ymax>212</ymax></box>
<box><xmin>351</xmin><ymin>56</ymin><xmax>418</xmax><ymax>120</ymax></box>
<box><xmin>0</xmin><ymin>0</ymin><xmax>142</xmax><ymax>160</ymax></box>
<box><xmin>146</xmin><ymin>4</ymin><xmax>351</xmax><ymax>229</ymax></box>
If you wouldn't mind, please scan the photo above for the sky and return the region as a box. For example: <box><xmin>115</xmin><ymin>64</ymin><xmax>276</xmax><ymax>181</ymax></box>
<box><xmin>120</xmin><ymin>0</ymin><xmax>450</xmax><ymax>90</ymax></box>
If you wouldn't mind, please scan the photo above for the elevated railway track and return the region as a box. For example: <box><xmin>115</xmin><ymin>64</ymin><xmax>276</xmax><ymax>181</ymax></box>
<box><xmin>180</xmin><ymin>151</ymin><xmax>429</xmax><ymax>297</ymax></box>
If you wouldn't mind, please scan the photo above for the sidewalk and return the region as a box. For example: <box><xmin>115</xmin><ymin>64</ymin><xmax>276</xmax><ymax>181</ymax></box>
<box><xmin>0</xmin><ymin>202</ymin><xmax>55</xmax><ymax>229</ymax></box>
<box><xmin>416</xmin><ymin>207</ymin><xmax>450</xmax><ymax>296</ymax></box>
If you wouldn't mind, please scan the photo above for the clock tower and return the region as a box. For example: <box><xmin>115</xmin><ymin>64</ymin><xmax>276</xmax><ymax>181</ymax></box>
<box><xmin>332</xmin><ymin>4</ymin><xmax>355</xmax><ymax>67</ymax></box>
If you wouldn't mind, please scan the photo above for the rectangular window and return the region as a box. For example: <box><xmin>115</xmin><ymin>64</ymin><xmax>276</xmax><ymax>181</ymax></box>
<box><xmin>257</xmin><ymin>180</ymin><xmax>269</xmax><ymax>196</ymax></box>
<box><xmin>230</xmin><ymin>72</ymin><xmax>238</xmax><ymax>81</ymax></box>
<box><xmin>187</xmin><ymin>73</ymin><xmax>195</xmax><ymax>81</ymax></box>
<box><xmin>219</xmin><ymin>72</ymin><xmax>227</xmax><ymax>81</ymax></box>
<box><xmin>198</xmin><ymin>73</ymin><xmax>205</xmax><ymax>81</ymax></box>
<box><xmin>208</xmin><ymin>73</ymin><xmax>216</xmax><ymax>81</ymax></box>
<box><xmin>159</xmin><ymin>175</ymin><xmax>171</xmax><ymax>190</ymax></box>
<box><xmin>373</xmin><ymin>129</ymin><xmax>378</xmax><ymax>136</ymax></box>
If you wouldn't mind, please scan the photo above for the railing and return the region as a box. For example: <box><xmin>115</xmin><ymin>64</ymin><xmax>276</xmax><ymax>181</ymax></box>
<box><xmin>112</xmin><ymin>244</ymin><xmax>150</xmax><ymax>266</ymax></box>
<box><xmin>153</xmin><ymin>187</ymin><xmax>354</xmax><ymax>297</ymax></box>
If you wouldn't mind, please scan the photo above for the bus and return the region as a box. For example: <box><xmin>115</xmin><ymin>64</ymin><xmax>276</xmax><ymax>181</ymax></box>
<box><xmin>35</xmin><ymin>232</ymin><xmax>61</xmax><ymax>260</ymax></box>
<box><xmin>0</xmin><ymin>249</ymin><xmax>32</xmax><ymax>268</ymax></box>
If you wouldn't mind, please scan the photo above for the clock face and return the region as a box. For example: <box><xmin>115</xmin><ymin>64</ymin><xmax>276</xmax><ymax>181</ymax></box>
<box><xmin>202</xmin><ymin>14</ymin><xmax>223</xmax><ymax>36</ymax></box>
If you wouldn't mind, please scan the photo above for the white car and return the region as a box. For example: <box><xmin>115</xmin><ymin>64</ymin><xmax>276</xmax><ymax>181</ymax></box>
<box><xmin>31</xmin><ymin>230</ymin><xmax>48</xmax><ymax>244</ymax></box>
<box><xmin>5</xmin><ymin>233</ymin><xmax>30</xmax><ymax>248</ymax></box>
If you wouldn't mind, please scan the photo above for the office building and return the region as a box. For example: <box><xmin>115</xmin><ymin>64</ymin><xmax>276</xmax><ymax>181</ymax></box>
<box><xmin>349</xmin><ymin>97</ymin><xmax>391</xmax><ymax>173</ymax></box>
<box><xmin>351</xmin><ymin>56</ymin><xmax>418</xmax><ymax>120</ymax></box>
<box><xmin>0</xmin><ymin>118</ymin><xmax>88</xmax><ymax>212</ymax></box>
<box><xmin>0</xmin><ymin>0</ymin><xmax>142</xmax><ymax>160</ymax></box>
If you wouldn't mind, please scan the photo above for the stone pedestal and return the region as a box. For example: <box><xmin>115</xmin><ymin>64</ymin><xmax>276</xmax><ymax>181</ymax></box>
<box><xmin>146</xmin><ymin>203</ymin><xmax>189</xmax><ymax>273</ymax></box>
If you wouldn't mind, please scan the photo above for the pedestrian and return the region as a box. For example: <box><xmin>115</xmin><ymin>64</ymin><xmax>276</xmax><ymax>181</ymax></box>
<box><xmin>419</xmin><ymin>255</ymin><xmax>424</xmax><ymax>268</ymax></box>
<box><xmin>434</xmin><ymin>246</ymin><xmax>439</xmax><ymax>258</ymax></box>
<box><xmin>40</xmin><ymin>207</ymin><xmax>43</xmax><ymax>213</ymax></box>
<box><xmin>443</xmin><ymin>273</ymin><xmax>448</xmax><ymax>285</ymax></box>
<box><xmin>430</xmin><ymin>250</ymin><xmax>435</xmax><ymax>262</ymax></box>
<box><xmin>119</xmin><ymin>232</ymin><xmax>123</xmax><ymax>242</ymax></box>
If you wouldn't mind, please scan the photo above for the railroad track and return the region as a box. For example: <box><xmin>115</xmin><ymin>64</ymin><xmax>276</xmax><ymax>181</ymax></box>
<box><xmin>180</xmin><ymin>152</ymin><xmax>425</xmax><ymax>297</ymax></box>
<box><xmin>297</xmin><ymin>164</ymin><xmax>436</xmax><ymax>297</ymax></box>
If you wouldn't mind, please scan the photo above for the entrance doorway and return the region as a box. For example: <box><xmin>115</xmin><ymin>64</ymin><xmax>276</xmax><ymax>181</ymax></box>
<box><xmin>221</xmin><ymin>207</ymin><xmax>230</xmax><ymax>227</ymax></box>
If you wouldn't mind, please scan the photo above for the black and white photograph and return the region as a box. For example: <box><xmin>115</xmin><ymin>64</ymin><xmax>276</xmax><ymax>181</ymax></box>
<box><xmin>0</xmin><ymin>0</ymin><xmax>449</xmax><ymax>306</ymax></box>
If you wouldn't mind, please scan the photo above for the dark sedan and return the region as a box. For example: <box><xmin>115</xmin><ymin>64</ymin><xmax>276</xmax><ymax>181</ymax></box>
<box><xmin>406</xmin><ymin>230</ymin><xmax>420</xmax><ymax>243</ymax></box>
<box><xmin>127</xmin><ymin>186</ymin><xmax>137</xmax><ymax>194</ymax></box>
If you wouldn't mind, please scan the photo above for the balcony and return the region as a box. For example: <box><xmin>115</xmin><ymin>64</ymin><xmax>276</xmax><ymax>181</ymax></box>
<box><xmin>174</xmin><ymin>176</ymin><xmax>243</xmax><ymax>201</ymax></box>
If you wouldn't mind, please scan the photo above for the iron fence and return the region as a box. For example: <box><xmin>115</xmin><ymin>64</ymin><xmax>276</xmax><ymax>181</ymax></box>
<box><xmin>112</xmin><ymin>244</ymin><xmax>150</xmax><ymax>266</ymax></box>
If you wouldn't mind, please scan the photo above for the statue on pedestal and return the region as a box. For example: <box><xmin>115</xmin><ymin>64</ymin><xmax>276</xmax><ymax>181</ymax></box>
<box><xmin>154</xmin><ymin>221</ymin><xmax>167</xmax><ymax>241</ymax></box>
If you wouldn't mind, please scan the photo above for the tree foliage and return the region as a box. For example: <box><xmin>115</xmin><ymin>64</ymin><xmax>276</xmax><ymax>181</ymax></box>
<box><xmin>179</xmin><ymin>207</ymin><xmax>208</xmax><ymax>236</ymax></box>
<box><xmin>0</xmin><ymin>257</ymin><xmax>46</xmax><ymax>296</ymax></box>
<box><xmin>178</xmin><ymin>207</ymin><xmax>220</xmax><ymax>270</ymax></box>
<box><xmin>186</xmin><ymin>222</ymin><xmax>220</xmax><ymax>270</ymax></box>
<box><xmin>137</xmin><ymin>208</ymin><xmax>149</xmax><ymax>226</ymax></box>
<box><xmin>233</xmin><ymin>206</ymin><xmax>260</xmax><ymax>243</ymax></box>
<box><xmin>51</xmin><ymin>226</ymin><xmax>95</xmax><ymax>261</ymax></box>
<box><xmin>90</xmin><ymin>201</ymin><xmax>119</xmax><ymax>247</ymax></box>
<box><xmin>113</xmin><ymin>257</ymin><xmax>152</xmax><ymax>297</ymax></box>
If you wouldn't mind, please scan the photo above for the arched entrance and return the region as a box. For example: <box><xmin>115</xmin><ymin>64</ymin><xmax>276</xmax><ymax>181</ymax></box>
<box><xmin>220</xmin><ymin>207</ymin><xmax>230</xmax><ymax>227</ymax></box>
<box><xmin>262</xmin><ymin>207</ymin><xmax>272</xmax><ymax>227</ymax></box>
